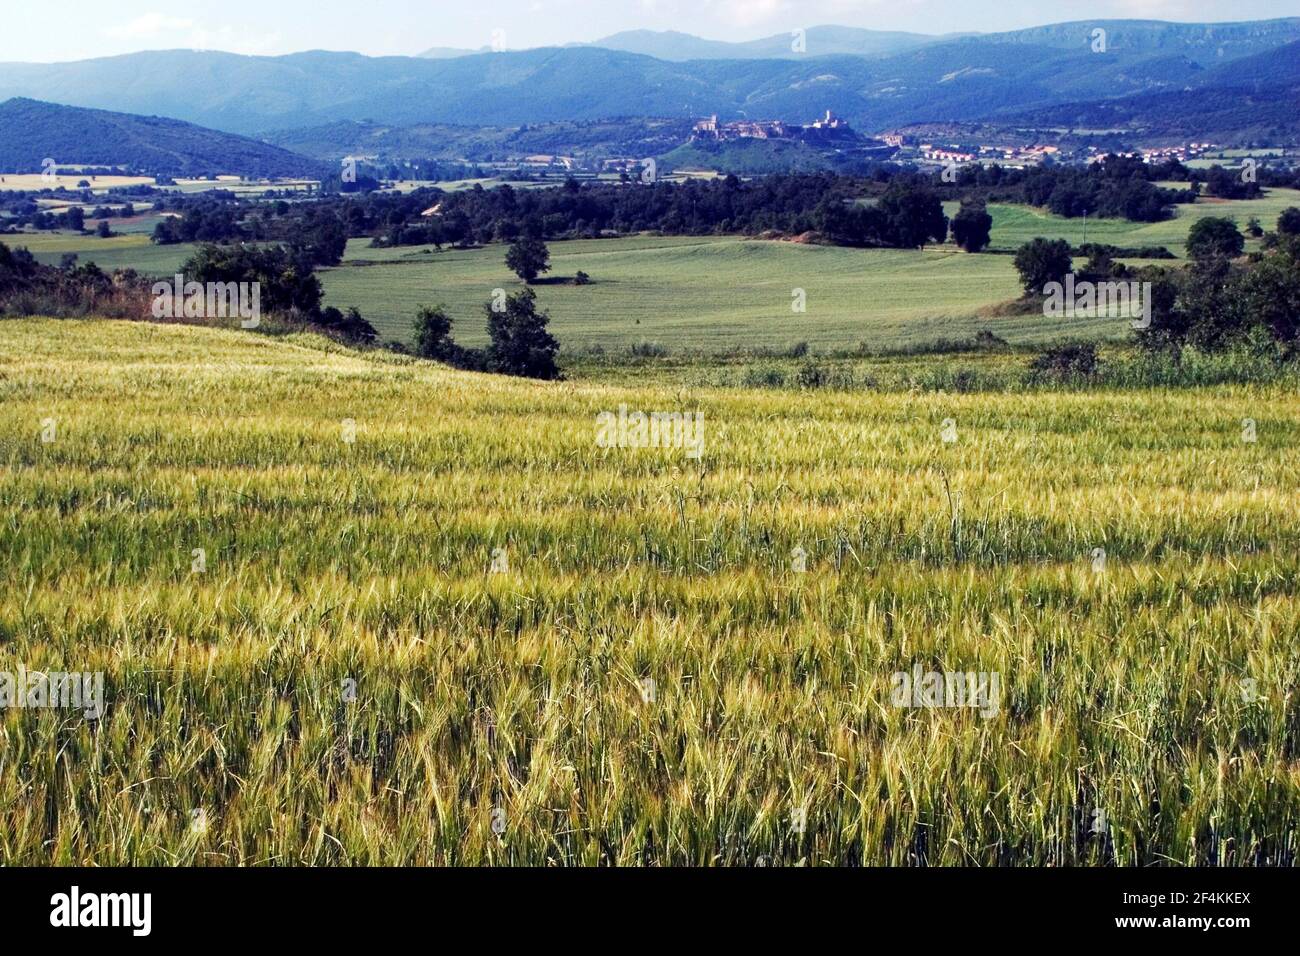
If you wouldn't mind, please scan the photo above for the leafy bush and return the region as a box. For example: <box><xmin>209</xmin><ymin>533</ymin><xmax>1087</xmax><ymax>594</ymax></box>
<box><xmin>318</xmin><ymin>306</ymin><xmax>377</xmax><ymax>346</ymax></box>
<box><xmin>1278</xmin><ymin>207</ymin><xmax>1300</xmax><ymax>236</ymax></box>
<box><xmin>742</xmin><ymin>366</ymin><xmax>787</xmax><ymax>388</ymax></box>
<box><xmin>629</xmin><ymin>341</ymin><xmax>669</xmax><ymax>358</ymax></box>
<box><xmin>1029</xmin><ymin>342</ymin><xmax>1100</xmax><ymax>382</ymax></box>
<box><xmin>796</xmin><ymin>361</ymin><xmax>828</xmax><ymax>388</ymax></box>
<box><xmin>182</xmin><ymin>243</ymin><xmax>322</xmax><ymax>318</ymax></box>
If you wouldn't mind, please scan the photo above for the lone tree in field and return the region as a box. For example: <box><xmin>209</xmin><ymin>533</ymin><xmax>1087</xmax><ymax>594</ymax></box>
<box><xmin>413</xmin><ymin>304</ymin><xmax>457</xmax><ymax>361</ymax></box>
<box><xmin>505</xmin><ymin>236</ymin><xmax>551</xmax><ymax>284</ymax></box>
<box><xmin>485</xmin><ymin>287</ymin><xmax>560</xmax><ymax>380</ymax></box>
<box><xmin>1186</xmin><ymin>217</ymin><xmax>1244</xmax><ymax>261</ymax></box>
<box><xmin>951</xmin><ymin>201</ymin><xmax>993</xmax><ymax>253</ymax></box>
<box><xmin>1014</xmin><ymin>237</ymin><xmax>1073</xmax><ymax>296</ymax></box>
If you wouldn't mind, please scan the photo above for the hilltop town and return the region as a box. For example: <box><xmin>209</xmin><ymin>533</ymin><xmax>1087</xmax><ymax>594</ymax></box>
<box><xmin>691</xmin><ymin>110</ymin><xmax>857</xmax><ymax>144</ymax></box>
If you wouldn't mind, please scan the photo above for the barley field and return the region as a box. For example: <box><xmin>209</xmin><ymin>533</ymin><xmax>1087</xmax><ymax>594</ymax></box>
<box><xmin>1</xmin><ymin>318</ymin><xmax>1298</xmax><ymax>866</ymax></box>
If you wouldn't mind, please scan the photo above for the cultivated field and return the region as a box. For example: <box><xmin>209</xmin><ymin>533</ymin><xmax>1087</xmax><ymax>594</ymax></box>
<box><xmin>1</xmin><ymin>318</ymin><xmax>1297</xmax><ymax>865</ymax></box>
<box><xmin>0</xmin><ymin>173</ymin><xmax>156</xmax><ymax>193</ymax></box>
<box><xmin>327</xmin><ymin>235</ymin><xmax>1038</xmax><ymax>350</ymax></box>
<box><xmin>7</xmin><ymin>187</ymin><xmax>1297</xmax><ymax>352</ymax></box>
<box><xmin>977</xmin><ymin>188</ymin><xmax>1300</xmax><ymax>254</ymax></box>
<box><xmin>21</xmin><ymin>230</ymin><xmax>195</xmax><ymax>274</ymax></box>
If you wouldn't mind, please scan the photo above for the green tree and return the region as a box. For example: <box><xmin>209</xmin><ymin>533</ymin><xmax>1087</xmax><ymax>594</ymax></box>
<box><xmin>182</xmin><ymin>243</ymin><xmax>322</xmax><ymax>317</ymax></box>
<box><xmin>505</xmin><ymin>236</ymin><xmax>551</xmax><ymax>283</ymax></box>
<box><xmin>1237</xmin><ymin>237</ymin><xmax>1300</xmax><ymax>346</ymax></box>
<box><xmin>878</xmin><ymin>185</ymin><xmax>948</xmax><ymax>250</ymax></box>
<box><xmin>1014</xmin><ymin>238</ymin><xmax>1073</xmax><ymax>296</ymax></box>
<box><xmin>1186</xmin><ymin>217</ymin><xmax>1244</xmax><ymax>261</ymax></box>
<box><xmin>950</xmin><ymin>201</ymin><xmax>993</xmax><ymax>253</ymax></box>
<box><xmin>413</xmin><ymin>304</ymin><xmax>457</xmax><ymax>361</ymax></box>
<box><xmin>485</xmin><ymin>287</ymin><xmax>560</xmax><ymax>380</ymax></box>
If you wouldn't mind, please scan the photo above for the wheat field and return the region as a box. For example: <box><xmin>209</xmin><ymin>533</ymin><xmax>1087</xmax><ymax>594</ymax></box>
<box><xmin>1</xmin><ymin>317</ymin><xmax>1297</xmax><ymax>865</ymax></box>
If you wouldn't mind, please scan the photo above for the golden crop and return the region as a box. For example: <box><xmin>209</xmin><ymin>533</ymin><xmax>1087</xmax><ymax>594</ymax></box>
<box><xmin>1</xmin><ymin>318</ymin><xmax>1296</xmax><ymax>865</ymax></box>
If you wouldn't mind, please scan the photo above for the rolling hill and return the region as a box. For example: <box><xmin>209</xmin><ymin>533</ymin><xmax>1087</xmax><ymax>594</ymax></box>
<box><xmin>0</xmin><ymin>97</ymin><xmax>324</xmax><ymax>177</ymax></box>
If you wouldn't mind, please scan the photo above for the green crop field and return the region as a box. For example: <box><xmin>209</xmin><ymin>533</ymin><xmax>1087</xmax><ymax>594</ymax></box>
<box><xmin>2</xmin><ymin>317</ymin><xmax>1297</xmax><ymax>866</ymax></box>
<box><xmin>978</xmin><ymin>188</ymin><xmax>1300</xmax><ymax>254</ymax></box>
<box><xmin>6</xmin><ymin>188</ymin><xmax>1296</xmax><ymax>354</ymax></box>
<box><xmin>317</xmin><ymin>186</ymin><xmax>1295</xmax><ymax>350</ymax></box>
<box><xmin>18</xmin><ymin>230</ymin><xmax>199</xmax><ymax>274</ymax></box>
<box><xmin>322</xmin><ymin>235</ymin><xmax>1046</xmax><ymax>351</ymax></box>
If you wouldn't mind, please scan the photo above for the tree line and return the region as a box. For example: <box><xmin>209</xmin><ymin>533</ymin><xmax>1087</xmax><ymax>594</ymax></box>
<box><xmin>1012</xmin><ymin>207</ymin><xmax>1300</xmax><ymax>357</ymax></box>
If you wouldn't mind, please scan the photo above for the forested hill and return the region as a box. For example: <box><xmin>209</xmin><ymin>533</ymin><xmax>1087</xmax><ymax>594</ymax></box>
<box><xmin>0</xmin><ymin>98</ymin><xmax>323</xmax><ymax>178</ymax></box>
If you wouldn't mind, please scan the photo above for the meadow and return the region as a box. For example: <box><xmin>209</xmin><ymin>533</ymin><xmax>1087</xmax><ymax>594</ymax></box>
<box><xmin>975</xmin><ymin>188</ymin><xmax>1300</xmax><ymax>253</ymax></box>
<box><xmin>6</xmin><ymin>187</ymin><xmax>1297</xmax><ymax>353</ymax></box>
<box><xmin>327</xmin><ymin>235</ymin><xmax>1040</xmax><ymax>350</ymax></box>
<box><xmin>20</xmin><ymin>229</ymin><xmax>195</xmax><ymax>274</ymax></box>
<box><xmin>320</xmin><ymin>184</ymin><xmax>1297</xmax><ymax>351</ymax></box>
<box><xmin>1</xmin><ymin>317</ymin><xmax>1297</xmax><ymax>866</ymax></box>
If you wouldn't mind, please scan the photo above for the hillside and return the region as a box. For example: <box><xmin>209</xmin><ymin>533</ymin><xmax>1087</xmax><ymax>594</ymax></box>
<box><xmin>660</xmin><ymin>137</ymin><xmax>884</xmax><ymax>175</ymax></box>
<box><xmin>0</xmin><ymin>97</ymin><xmax>323</xmax><ymax>178</ymax></box>
<box><xmin>998</xmin><ymin>40</ymin><xmax>1300</xmax><ymax>141</ymax></box>
<box><xmin>265</xmin><ymin>117</ymin><xmax>693</xmax><ymax>162</ymax></box>
<box><xmin>1004</xmin><ymin>83</ymin><xmax>1300</xmax><ymax>144</ymax></box>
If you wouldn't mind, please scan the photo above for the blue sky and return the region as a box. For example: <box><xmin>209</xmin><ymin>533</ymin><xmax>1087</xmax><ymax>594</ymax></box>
<box><xmin>4</xmin><ymin>0</ymin><xmax>1297</xmax><ymax>62</ymax></box>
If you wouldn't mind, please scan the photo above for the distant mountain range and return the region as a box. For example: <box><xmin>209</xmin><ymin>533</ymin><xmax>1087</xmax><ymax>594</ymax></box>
<box><xmin>418</xmin><ymin>26</ymin><xmax>956</xmax><ymax>61</ymax></box>
<box><xmin>0</xmin><ymin>97</ymin><xmax>323</xmax><ymax>178</ymax></box>
<box><xmin>1000</xmin><ymin>39</ymin><xmax>1300</xmax><ymax>142</ymax></box>
<box><xmin>0</xmin><ymin>18</ymin><xmax>1295</xmax><ymax>155</ymax></box>
<box><xmin>415</xmin><ymin>19</ymin><xmax>1300</xmax><ymax>64</ymax></box>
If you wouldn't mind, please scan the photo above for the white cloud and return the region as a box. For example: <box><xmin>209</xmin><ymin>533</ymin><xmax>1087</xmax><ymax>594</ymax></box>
<box><xmin>102</xmin><ymin>13</ymin><xmax>280</xmax><ymax>56</ymax></box>
<box><xmin>105</xmin><ymin>13</ymin><xmax>195</xmax><ymax>39</ymax></box>
<box><xmin>719</xmin><ymin>0</ymin><xmax>790</xmax><ymax>28</ymax></box>
<box><xmin>187</xmin><ymin>25</ymin><xmax>283</xmax><ymax>56</ymax></box>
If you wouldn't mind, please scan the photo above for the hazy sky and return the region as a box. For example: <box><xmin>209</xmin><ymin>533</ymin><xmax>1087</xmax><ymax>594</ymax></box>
<box><xmin>4</xmin><ymin>0</ymin><xmax>1298</xmax><ymax>62</ymax></box>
